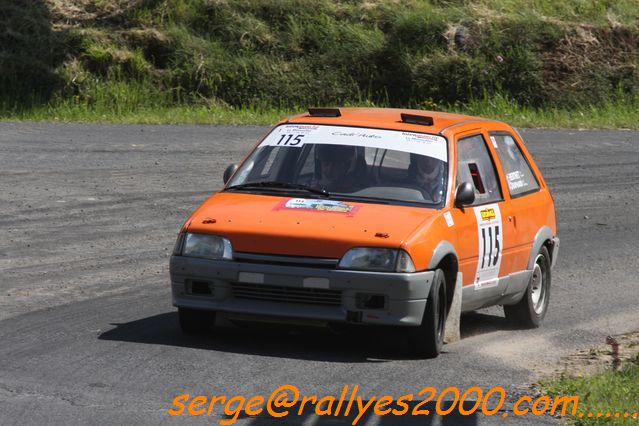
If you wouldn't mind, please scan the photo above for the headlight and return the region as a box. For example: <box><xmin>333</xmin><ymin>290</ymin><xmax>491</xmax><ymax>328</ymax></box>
<box><xmin>172</xmin><ymin>233</ymin><xmax>185</xmax><ymax>255</ymax></box>
<box><xmin>181</xmin><ymin>233</ymin><xmax>233</xmax><ymax>260</ymax></box>
<box><xmin>396</xmin><ymin>250</ymin><xmax>416</xmax><ymax>273</ymax></box>
<box><xmin>338</xmin><ymin>248</ymin><xmax>415</xmax><ymax>272</ymax></box>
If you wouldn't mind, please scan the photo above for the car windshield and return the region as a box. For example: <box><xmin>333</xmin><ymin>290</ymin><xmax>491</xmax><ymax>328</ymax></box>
<box><xmin>225</xmin><ymin>124</ymin><xmax>449</xmax><ymax>207</ymax></box>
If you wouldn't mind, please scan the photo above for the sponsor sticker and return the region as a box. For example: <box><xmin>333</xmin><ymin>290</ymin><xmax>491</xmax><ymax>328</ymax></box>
<box><xmin>475</xmin><ymin>278</ymin><xmax>499</xmax><ymax>290</ymax></box>
<box><xmin>506</xmin><ymin>171</ymin><xmax>522</xmax><ymax>182</ymax></box>
<box><xmin>508</xmin><ymin>180</ymin><xmax>528</xmax><ymax>190</ymax></box>
<box><xmin>506</xmin><ymin>170</ymin><xmax>528</xmax><ymax>191</ymax></box>
<box><xmin>443</xmin><ymin>211</ymin><xmax>454</xmax><ymax>227</ymax></box>
<box><xmin>275</xmin><ymin>198</ymin><xmax>359</xmax><ymax>215</ymax></box>
<box><xmin>480</xmin><ymin>208</ymin><xmax>496</xmax><ymax>221</ymax></box>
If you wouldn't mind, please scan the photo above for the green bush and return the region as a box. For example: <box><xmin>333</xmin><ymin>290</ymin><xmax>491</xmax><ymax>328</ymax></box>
<box><xmin>0</xmin><ymin>1</ymin><xmax>64</xmax><ymax>108</ymax></box>
<box><xmin>2</xmin><ymin>0</ymin><xmax>639</xmax><ymax>113</ymax></box>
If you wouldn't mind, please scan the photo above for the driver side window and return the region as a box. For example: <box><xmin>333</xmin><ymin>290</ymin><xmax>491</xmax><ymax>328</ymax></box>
<box><xmin>457</xmin><ymin>134</ymin><xmax>502</xmax><ymax>205</ymax></box>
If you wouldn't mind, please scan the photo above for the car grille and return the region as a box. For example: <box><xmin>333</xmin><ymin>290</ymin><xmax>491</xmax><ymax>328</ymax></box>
<box><xmin>233</xmin><ymin>252</ymin><xmax>338</xmax><ymax>269</ymax></box>
<box><xmin>231</xmin><ymin>283</ymin><xmax>342</xmax><ymax>306</ymax></box>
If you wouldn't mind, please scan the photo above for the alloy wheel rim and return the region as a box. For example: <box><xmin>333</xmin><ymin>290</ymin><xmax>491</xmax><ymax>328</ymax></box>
<box><xmin>530</xmin><ymin>255</ymin><xmax>546</xmax><ymax>314</ymax></box>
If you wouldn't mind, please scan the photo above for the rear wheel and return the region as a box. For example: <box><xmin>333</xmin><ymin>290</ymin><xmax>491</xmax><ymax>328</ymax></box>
<box><xmin>504</xmin><ymin>246</ymin><xmax>551</xmax><ymax>328</ymax></box>
<box><xmin>408</xmin><ymin>268</ymin><xmax>447</xmax><ymax>358</ymax></box>
<box><xmin>178</xmin><ymin>307</ymin><xmax>216</xmax><ymax>334</ymax></box>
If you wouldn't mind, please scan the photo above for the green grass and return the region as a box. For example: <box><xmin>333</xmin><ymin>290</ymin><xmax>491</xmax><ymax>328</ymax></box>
<box><xmin>467</xmin><ymin>0</ymin><xmax>639</xmax><ymax>25</ymax></box>
<box><xmin>2</xmin><ymin>104</ymin><xmax>289</xmax><ymax>125</ymax></box>
<box><xmin>540</xmin><ymin>356</ymin><xmax>639</xmax><ymax>425</ymax></box>
<box><xmin>3</xmin><ymin>95</ymin><xmax>639</xmax><ymax>128</ymax></box>
<box><xmin>455</xmin><ymin>94</ymin><xmax>639</xmax><ymax>129</ymax></box>
<box><xmin>2</xmin><ymin>0</ymin><xmax>639</xmax><ymax>127</ymax></box>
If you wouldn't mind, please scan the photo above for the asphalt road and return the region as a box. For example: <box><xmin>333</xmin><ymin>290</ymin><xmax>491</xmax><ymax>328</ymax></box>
<box><xmin>1</xmin><ymin>123</ymin><xmax>638</xmax><ymax>425</ymax></box>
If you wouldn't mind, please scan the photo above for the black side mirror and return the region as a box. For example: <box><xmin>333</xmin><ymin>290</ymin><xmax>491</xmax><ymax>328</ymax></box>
<box><xmin>454</xmin><ymin>182</ymin><xmax>475</xmax><ymax>207</ymax></box>
<box><xmin>223</xmin><ymin>163</ymin><xmax>238</xmax><ymax>184</ymax></box>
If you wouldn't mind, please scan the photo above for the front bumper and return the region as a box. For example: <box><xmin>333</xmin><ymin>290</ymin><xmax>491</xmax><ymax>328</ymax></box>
<box><xmin>169</xmin><ymin>256</ymin><xmax>434</xmax><ymax>326</ymax></box>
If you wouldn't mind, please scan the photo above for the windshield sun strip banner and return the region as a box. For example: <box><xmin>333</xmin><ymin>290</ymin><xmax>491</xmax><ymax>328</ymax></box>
<box><xmin>259</xmin><ymin>124</ymin><xmax>448</xmax><ymax>162</ymax></box>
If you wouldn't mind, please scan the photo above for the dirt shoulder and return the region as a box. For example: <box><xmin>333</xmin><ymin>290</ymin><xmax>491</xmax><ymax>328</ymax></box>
<box><xmin>549</xmin><ymin>331</ymin><xmax>639</xmax><ymax>379</ymax></box>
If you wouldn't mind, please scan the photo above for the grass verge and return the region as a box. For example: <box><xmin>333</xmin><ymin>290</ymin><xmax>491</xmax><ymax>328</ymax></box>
<box><xmin>539</xmin><ymin>356</ymin><xmax>639</xmax><ymax>425</ymax></box>
<box><xmin>3</xmin><ymin>95</ymin><xmax>639</xmax><ymax>128</ymax></box>
<box><xmin>1</xmin><ymin>104</ymin><xmax>290</xmax><ymax>126</ymax></box>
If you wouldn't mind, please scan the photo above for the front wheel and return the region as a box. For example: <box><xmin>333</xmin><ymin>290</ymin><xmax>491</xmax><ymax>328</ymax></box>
<box><xmin>407</xmin><ymin>268</ymin><xmax>447</xmax><ymax>358</ymax></box>
<box><xmin>504</xmin><ymin>246</ymin><xmax>551</xmax><ymax>328</ymax></box>
<box><xmin>178</xmin><ymin>307</ymin><xmax>216</xmax><ymax>334</ymax></box>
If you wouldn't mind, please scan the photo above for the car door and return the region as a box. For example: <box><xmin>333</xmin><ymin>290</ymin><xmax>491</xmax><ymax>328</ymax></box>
<box><xmin>450</xmin><ymin>131</ymin><xmax>516</xmax><ymax>311</ymax></box>
<box><xmin>487</xmin><ymin>130</ymin><xmax>546</xmax><ymax>273</ymax></box>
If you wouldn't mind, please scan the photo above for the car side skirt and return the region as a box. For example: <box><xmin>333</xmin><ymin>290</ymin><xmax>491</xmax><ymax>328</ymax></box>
<box><xmin>460</xmin><ymin>269</ymin><xmax>532</xmax><ymax>312</ymax></box>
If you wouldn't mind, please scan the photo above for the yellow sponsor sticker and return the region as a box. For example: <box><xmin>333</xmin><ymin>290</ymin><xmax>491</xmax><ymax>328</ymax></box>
<box><xmin>480</xmin><ymin>208</ymin><xmax>496</xmax><ymax>221</ymax></box>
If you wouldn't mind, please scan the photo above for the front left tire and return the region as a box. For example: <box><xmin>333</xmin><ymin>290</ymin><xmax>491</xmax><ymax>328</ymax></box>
<box><xmin>407</xmin><ymin>268</ymin><xmax>447</xmax><ymax>358</ymax></box>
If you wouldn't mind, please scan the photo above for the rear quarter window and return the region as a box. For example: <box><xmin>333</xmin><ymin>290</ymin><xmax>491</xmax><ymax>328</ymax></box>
<box><xmin>489</xmin><ymin>133</ymin><xmax>540</xmax><ymax>197</ymax></box>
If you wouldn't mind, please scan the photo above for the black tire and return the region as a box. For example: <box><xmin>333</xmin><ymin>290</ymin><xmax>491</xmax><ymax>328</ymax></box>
<box><xmin>408</xmin><ymin>268</ymin><xmax>447</xmax><ymax>358</ymax></box>
<box><xmin>178</xmin><ymin>307</ymin><xmax>216</xmax><ymax>335</ymax></box>
<box><xmin>504</xmin><ymin>246</ymin><xmax>551</xmax><ymax>328</ymax></box>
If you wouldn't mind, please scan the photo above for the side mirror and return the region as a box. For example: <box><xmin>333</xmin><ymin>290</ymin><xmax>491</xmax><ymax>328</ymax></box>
<box><xmin>454</xmin><ymin>182</ymin><xmax>475</xmax><ymax>207</ymax></box>
<box><xmin>223</xmin><ymin>163</ymin><xmax>238</xmax><ymax>184</ymax></box>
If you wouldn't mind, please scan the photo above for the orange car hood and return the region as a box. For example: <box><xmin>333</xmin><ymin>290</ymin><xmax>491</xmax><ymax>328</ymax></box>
<box><xmin>186</xmin><ymin>192</ymin><xmax>438</xmax><ymax>258</ymax></box>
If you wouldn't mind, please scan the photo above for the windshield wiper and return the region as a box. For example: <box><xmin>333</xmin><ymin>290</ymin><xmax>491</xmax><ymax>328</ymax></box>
<box><xmin>331</xmin><ymin>195</ymin><xmax>392</xmax><ymax>204</ymax></box>
<box><xmin>225</xmin><ymin>181</ymin><xmax>330</xmax><ymax>197</ymax></box>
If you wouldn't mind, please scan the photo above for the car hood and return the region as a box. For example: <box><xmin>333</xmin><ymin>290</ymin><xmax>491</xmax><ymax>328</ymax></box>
<box><xmin>185</xmin><ymin>192</ymin><xmax>438</xmax><ymax>258</ymax></box>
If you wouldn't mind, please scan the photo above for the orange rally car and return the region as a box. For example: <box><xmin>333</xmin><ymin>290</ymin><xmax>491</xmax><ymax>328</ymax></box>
<box><xmin>169</xmin><ymin>108</ymin><xmax>559</xmax><ymax>357</ymax></box>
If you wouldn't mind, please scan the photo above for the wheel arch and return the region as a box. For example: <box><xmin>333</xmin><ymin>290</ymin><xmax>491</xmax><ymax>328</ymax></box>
<box><xmin>528</xmin><ymin>226</ymin><xmax>556</xmax><ymax>270</ymax></box>
<box><xmin>427</xmin><ymin>240</ymin><xmax>459</xmax><ymax>312</ymax></box>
